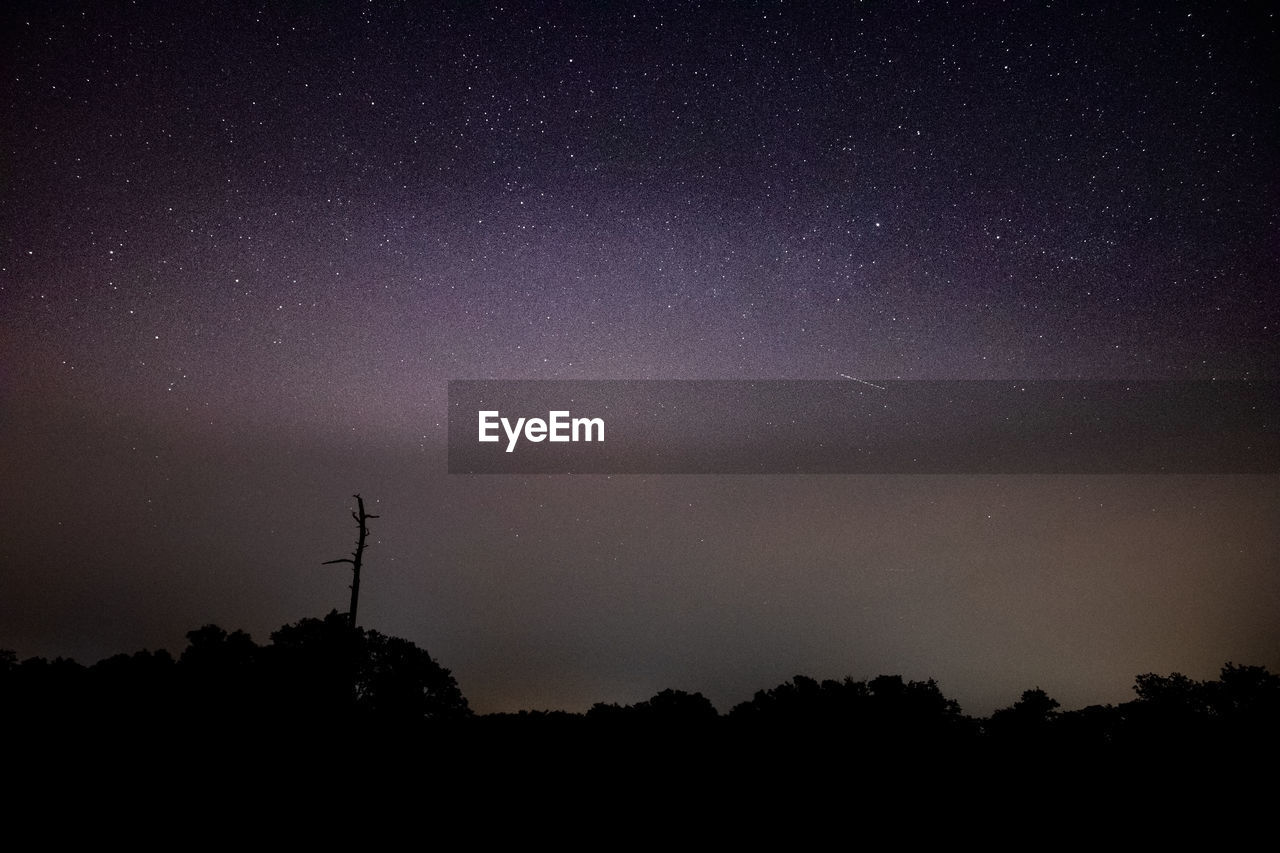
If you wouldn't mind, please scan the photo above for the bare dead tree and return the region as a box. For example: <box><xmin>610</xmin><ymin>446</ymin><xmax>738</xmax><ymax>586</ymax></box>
<box><xmin>323</xmin><ymin>494</ymin><xmax>380</xmax><ymax>629</ymax></box>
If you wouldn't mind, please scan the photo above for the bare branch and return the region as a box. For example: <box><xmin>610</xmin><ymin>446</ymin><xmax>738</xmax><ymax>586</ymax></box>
<box><xmin>323</xmin><ymin>494</ymin><xmax>380</xmax><ymax>629</ymax></box>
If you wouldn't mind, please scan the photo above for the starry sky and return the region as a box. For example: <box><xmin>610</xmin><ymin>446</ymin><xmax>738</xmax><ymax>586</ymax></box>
<box><xmin>2</xmin><ymin>1</ymin><xmax>1277</xmax><ymax>715</ymax></box>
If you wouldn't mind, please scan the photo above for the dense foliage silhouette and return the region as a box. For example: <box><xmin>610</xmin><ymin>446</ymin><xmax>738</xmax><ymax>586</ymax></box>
<box><xmin>3</xmin><ymin>625</ymin><xmax>1275</xmax><ymax>791</ymax></box>
<box><xmin>1</xmin><ymin>610</ymin><xmax>469</xmax><ymax>742</ymax></box>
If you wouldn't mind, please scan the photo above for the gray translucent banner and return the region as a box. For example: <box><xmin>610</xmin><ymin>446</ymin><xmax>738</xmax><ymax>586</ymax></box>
<box><xmin>447</xmin><ymin>380</ymin><xmax>1279</xmax><ymax>474</ymax></box>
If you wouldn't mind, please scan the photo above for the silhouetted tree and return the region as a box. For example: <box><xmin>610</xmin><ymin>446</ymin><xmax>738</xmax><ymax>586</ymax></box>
<box><xmin>1133</xmin><ymin>670</ymin><xmax>1207</xmax><ymax>711</ymax></box>
<box><xmin>587</xmin><ymin>688</ymin><xmax>718</xmax><ymax>725</ymax></box>
<box><xmin>178</xmin><ymin>624</ymin><xmax>263</xmax><ymax>722</ymax></box>
<box><xmin>1009</xmin><ymin>687</ymin><xmax>1060</xmax><ymax>719</ymax></box>
<box><xmin>359</xmin><ymin>628</ymin><xmax>470</xmax><ymax>721</ymax></box>
<box><xmin>180</xmin><ymin>625</ymin><xmax>258</xmax><ymax>669</ymax></box>
<box><xmin>265</xmin><ymin>610</ymin><xmax>469</xmax><ymax>723</ymax></box>
<box><xmin>266</xmin><ymin>610</ymin><xmax>363</xmax><ymax>719</ymax></box>
<box><xmin>988</xmin><ymin>687</ymin><xmax>1061</xmax><ymax>743</ymax></box>
<box><xmin>1210</xmin><ymin>662</ymin><xmax>1280</xmax><ymax>720</ymax></box>
<box><xmin>323</xmin><ymin>493</ymin><xmax>380</xmax><ymax>629</ymax></box>
<box><xmin>4</xmin><ymin>655</ymin><xmax>88</xmax><ymax>729</ymax></box>
<box><xmin>86</xmin><ymin>649</ymin><xmax>176</xmax><ymax>730</ymax></box>
<box><xmin>727</xmin><ymin>672</ymin><xmax>972</xmax><ymax>759</ymax></box>
<box><xmin>643</xmin><ymin>688</ymin><xmax>719</xmax><ymax>721</ymax></box>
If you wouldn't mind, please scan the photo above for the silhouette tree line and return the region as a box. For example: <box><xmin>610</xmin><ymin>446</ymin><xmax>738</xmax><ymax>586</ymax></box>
<box><xmin>3</xmin><ymin>606</ymin><xmax>1275</xmax><ymax>820</ymax></box>
<box><xmin>1</xmin><ymin>611</ymin><xmax>470</xmax><ymax>745</ymax></box>
<box><xmin>3</xmin><ymin>622</ymin><xmax>1275</xmax><ymax>756</ymax></box>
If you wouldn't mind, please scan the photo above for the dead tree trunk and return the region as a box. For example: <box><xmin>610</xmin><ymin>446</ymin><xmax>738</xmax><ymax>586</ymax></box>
<box><xmin>323</xmin><ymin>494</ymin><xmax>380</xmax><ymax>629</ymax></box>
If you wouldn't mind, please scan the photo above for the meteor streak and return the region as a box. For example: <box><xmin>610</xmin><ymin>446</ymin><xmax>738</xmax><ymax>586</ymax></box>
<box><xmin>838</xmin><ymin>373</ymin><xmax>886</xmax><ymax>391</ymax></box>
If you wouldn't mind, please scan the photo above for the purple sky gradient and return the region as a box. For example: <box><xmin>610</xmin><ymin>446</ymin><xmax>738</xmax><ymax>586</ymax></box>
<box><xmin>2</xmin><ymin>1</ymin><xmax>1276</xmax><ymax>714</ymax></box>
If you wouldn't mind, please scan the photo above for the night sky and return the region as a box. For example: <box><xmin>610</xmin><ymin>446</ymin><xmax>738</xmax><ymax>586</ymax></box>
<box><xmin>3</xmin><ymin>1</ymin><xmax>1277</xmax><ymax>715</ymax></box>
